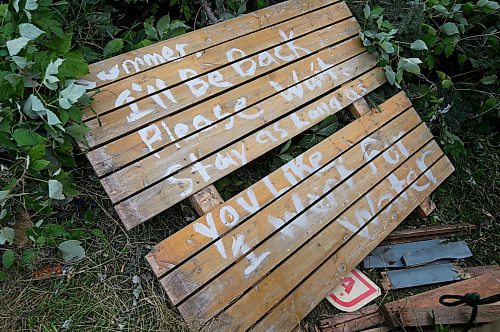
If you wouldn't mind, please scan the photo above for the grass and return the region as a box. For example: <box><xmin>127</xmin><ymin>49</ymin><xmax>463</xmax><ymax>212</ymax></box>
<box><xmin>1</xmin><ymin>1</ymin><xmax>499</xmax><ymax>331</ymax></box>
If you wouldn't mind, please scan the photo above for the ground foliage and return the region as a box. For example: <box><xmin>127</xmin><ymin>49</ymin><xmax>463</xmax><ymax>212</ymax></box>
<box><xmin>0</xmin><ymin>0</ymin><xmax>498</xmax><ymax>330</ymax></box>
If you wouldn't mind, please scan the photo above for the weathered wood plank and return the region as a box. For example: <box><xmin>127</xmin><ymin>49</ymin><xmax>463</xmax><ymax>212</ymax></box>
<box><xmin>247</xmin><ymin>156</ymin><xmax>454</xmax><ymax>332</ymax></box>
<box><xmin>165</xmin><ymin>112</ymin><xmax>430</xmax><ymax>307</ymax></box>
<box><xmin>348</xmin><ymin>97</ymin><xmax>371</xmax><ymax>117</ymax></box>
<box><xmin>316</xmin><ymin>304</ymin><xmax>385</xmax><ymax>332</ymax></box>
<box><xmin>177</xmin><ymin>138</ymin><xmax>444</xmax><ymax>327</ymax></box>
<box><xmin>84</xmin><ymin>2</ymin><xmax>351</xmax><ymax>120</ymax></box>
<box><xmin>82</xmin><ymin>0</ymin><xmax>337</xmax><ymax>88</ymax></box>
<box><xmin>115</xmin><ymin>67</ymin><xmax>386</xmax><ymax>229</ymax></box>
<box><xmin>416</xmin><ymin>196</ymin><xmax>436</xmax><ymax>217</ymax></box>
<box><xmin>188</xmin><ymin>185</ymin><xmax>224</xmax><ymax>216</ymax></box>
<box><xmin>83</xmin><ymin>16</ymin><xmax>361</xmax><ymax>147</ymax></box>
<box><xmin>400</xmin><ymin>305</ymin><xmax>500</xmax><ymax>326</ymax></box>
<box><xmin>380</xmin><ymin>222</ymin><xmax>476</xmax><ymax>245</ymax></box>
<box><xmin>146</xmin><ymin>91</ymin><xmax>412</xmax><ymax>277</ymax></box>
<box><xmin>384</xmin><ymin>270</ymin><xmax>500</xmax><ymax>327</ymax></box>
<box><xmin>87</xmin><ymin>34</ymin><xmax>365</xmax><ymax>176</ymax></box>
<box><xmin>101</xmin><ymin>50</ymin><xmax>376</xmax><ymax>203</ymax></box>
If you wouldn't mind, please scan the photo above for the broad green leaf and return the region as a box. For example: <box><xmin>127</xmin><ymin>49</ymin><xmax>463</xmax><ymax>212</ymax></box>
<box><xmin>6</xmin><ymin>37</ymin><xmax>29</xmax><ymax>56</ymax></box>
<box><xmin>59</xmin><ymin>83</ymin><xmax>87</xmax><ymax>109</ymax></box>
<box><xmin>28</xmin><ymin>144</ymin><xmax>45</xmax><ymax>161</ymax></box>
<box><xmin>156</xmin><ymin>15</ymin><xmax>171</xmax><ymax>37</ymax></box>
<box><xmin>410</xmin><ymin>39</ymin><xmax>428</xmax><ymax>51</ymax></box>
<box><xmin>11</xmin><ymin>55</ymin><xmax>32</xmax><ymax>69</ymax></box>
<box><xmin>12</xmin><ymin>128</ymin><xmax>46</xmax><ymax>146</ymax></box>
<box><xmin>30</xmin><ymin>159</ymin><xmax>51</xmax><ymax>171</ymax></box>
<box><xmin>2</xmin><ymin>249</ymin><xmax>15</xmax><ymax>269</ymax></box>
<box><xmin>363</xmin><ymin>4</ymin><xmax>370</xmax><ymax>19</ymax></box>
<box><xmin>46</xmin><ymin>110</ymin><xmax>62</xmax><ymax>126</ymax></box>
<box><xmin>58</xmin><ymin>240</ymin><xmax>85</xmax><ymax>262</ymax></box>
<box><xmin>442</xmin><ymin>79</ymin><xmax>453</xmax><ymax>89</ymax></box>
<box><xmin>481</xmin><ymin>74</ymin><xmax>497</xmax><ymax>85</ymax></box>
<box><xmin>0</xmin><ymin>190</ymin><xmax>9</xmax><ymax>203</ymax></box>
<box><xmin>485</xmin><ymin>1</ymin><xmax>500</xmax><ymax>10</ymax></box>
<box><xmin>48</xmin><ymin>179</ymin><xmax>65</xmax><ymax>200</ymax></box>
<box><xmin>21</xmin><ymin>249</ymin><xmax>36</xmax><ymax>265</ymax></box>
<box><xmin>433</xmin><ymin>4</ymin><xmax>450</xmax><ymax>15</ymax></box>
<box><xmin>43</xmin><ymin>58</ymin><xmax>64</xmax><ymax>90</ymax></box>
<box><xmin>384</xmin><ymin>66</ymin><xmax>396</xmax><ymax>85</ymax></box>
<box><xmin>144</xmin><ymin>22</ymin><xmax>158</xmax><ymax>40</ymax></box>
<box><xmin>19</xmin><ymin>23</ymin><xmax>45</xmax><ymax>40</ymax></box>
<box><xmin>381</xmin><ymin>41</ymin><xmax>395</xmax><ymax>53</ymax></box>
<box><xmin>103</xmin><ymin>39</ymin><xmax>124</xmax><ymax>58</ymax></box>
<box><xmin>23</xmin><ymin>94</ymin><xmax>48</xmax><ymax>118</ymax></box>
<box><xmin>442</xmin><ymin>22</ymin><xmax>459</xmax><ymax>35</ymax></box>
<box><xmin>25</xmin><ymin>0</ymin><xmax>38</xmax><ymax>11</ymax></box>
<box><xmin>0</xmin><ymin>227</ymin><xmax>15</xmax><ymax>245</ymax></box>
<box><xmin>58</xmin><ymin>52</ymin><xmax>89</xmax><ymax>78</ymax></box>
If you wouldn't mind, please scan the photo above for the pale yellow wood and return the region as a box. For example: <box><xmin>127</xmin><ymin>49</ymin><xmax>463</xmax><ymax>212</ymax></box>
<box><xmin>83</xmin><ymin>17</ymin><xmax>361</xmax><ymax>148</ymax></box>
<box><xmin>416</xmin><ymin>196</ymin><xmax>436</xmax><ymax>217</ymax></box>
<box><xmin>348</xmin><ymin>97</ymin><xmax>371</xmax><ymax>117</ymax></box>
<box><xmin>83</xmin><ymin>2</ymin><xmax>351</xmax><ymax>121</ymax></box>
<box><xmin>146</xmin><ymin>91</ymin><xmax>412</xmax><ymax>277</ymax></box>
<box><xmin>164</xmin><ymin>119</ymin><xmax>432</xmax><ymax>307</ymax></box>
<box><xmin>176</xmin><ymin>131</ymin><xmax>440</xmax><ymax>325</ymax></box>
<box><xmin>87</xmin><ymin>33</ymin><xmax>364</xmax><ymax>177</ymax></box>
<box><xmin>115</xmin><ymin>67</ymin><xmax>387</xmax><ymax>230</ymax></box>
<box><xmin>83</xmin><ymin>0</ymin><xmax>338</xmax><ymax>89</ymax></box>
<box><xmin>188</xmin><ymin>185</ymin><xmax>224</xmax><ymax>216</ymax></box>
<box><xmin>101</xmin><ymin>50</ymin><xmax>376</xmax><ymax>203</ymax></box>
<box><xmin>247</xmin><ymin>157</ymin><xmax>455</xmax><ymax>332</ymax></box>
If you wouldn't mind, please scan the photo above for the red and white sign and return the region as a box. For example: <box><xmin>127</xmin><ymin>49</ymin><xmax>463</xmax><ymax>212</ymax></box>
<box><xmin>326</xmin><ymin>268</ymin><xmax>381</xmax><ymax>312</ymax></box>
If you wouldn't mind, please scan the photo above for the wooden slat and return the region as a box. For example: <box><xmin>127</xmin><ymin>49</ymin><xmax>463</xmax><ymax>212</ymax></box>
<box><xmin>115</xmin><ymin>67</ymin><xmax>387</xmax><ymax>229</ymax></box>
<box><xmin>380</xmin><ymin>222</ymin><xmax>476</xmax><ymax>245</ymax></box>
<box><xmin>348</xmin><ymin>97</ymin><xmax>371</xmax><ymax>117</ymax></box>
<box><xmin>416</xmin><ymin>196</ymin><xmax>436</xmax><ymax>217</ymax></box>
<box><xmin>400</xmin><ymin>305</ymin><xmax>500</xmax><ymax>326</ymax></box>
<box><xmin>84</xmin><ymin>2</ymin><xmax>351</xmax><ymax>119</ymax></box>
<box><xmin>188</xmin><ymin>185</ymin><xmax>224</xmax><ymax>216</ymax></box>
<box><xmin>165</xmin><ymin>111</ymin><xmax>429</xmax><ymax>307</ymax></box>
<box><xmin>101</xmin><ymin>50</ymin><xmax>376</xmax><ymax>203</ymax></box>
<box><xmin>87</xmin><ymin>32</ymin><xmax>364</xmax><ymax>176</ymax></box>
<box><xmin>247</xmin><ymin>156</ymin><xmax>454</xmax><ymax>332</ymax></box>
<box><xmin>83</xmin><ymin>14</ymin><xmax>360</xmax><ymax>147</ymax></box>
<box><xmin>201</xmin><ymin>140</ymin><xmax>448</xmax><ymax>331</ymax></box>
<box><xmin>82</xmin><ymin>0</ymin><xmax>338</xmax><ymax>89</ymax></box>
<box><xmin>146</xmin><ymin>91</ymin><xmax>412</xmax><ymax>277</ymax></box>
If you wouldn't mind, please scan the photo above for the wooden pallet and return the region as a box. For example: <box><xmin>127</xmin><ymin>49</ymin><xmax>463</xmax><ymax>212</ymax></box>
<box><xmin>80</xmin><ymin>0</ymin><xmax>454</xmax><ymax>330</ymax></box>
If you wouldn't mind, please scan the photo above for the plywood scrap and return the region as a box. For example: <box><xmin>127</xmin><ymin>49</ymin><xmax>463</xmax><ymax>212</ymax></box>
<box><xmin>402</xmin><ymin>240</ymin><xmax>472</xmax><ymax>267</ymax></box>
<box><xmin>399</xmin><ymin>305</ymin><xmax>500</xmax><ymax>326</ymax></box>
<box><xmin>316</xmin><ymin>304</ymin><xmax>386</xmax><ymax>332</ymax></box>
<box><xmin>383</xmin><ymin>270</ymin><xmax>500</xmax><ymax>327</ymax></box>
<box><xmin>380</xmin><ymin>223</ymin><xmax>476</xmax><ymax>245</ymax></box>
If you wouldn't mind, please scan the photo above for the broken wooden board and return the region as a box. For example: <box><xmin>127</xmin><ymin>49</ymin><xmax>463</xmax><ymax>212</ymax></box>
<box><xmin>316</xmin><ymin>304</ymin><xmax>386</xmax><ymax>332</ymax></box>
<box><xmin>384</xmin><ymin>270</ymin><xmax>500</xmax><ymax>327</ymax></box>
<box><xmin>380</xmin><ymin>222</ymin><xmax>476</xmax><ymax>245</ymax></box>
<box><xmin>399</xmin><ymin>305</ymin><xmax>500</xmax><ymax>326</ymax></box>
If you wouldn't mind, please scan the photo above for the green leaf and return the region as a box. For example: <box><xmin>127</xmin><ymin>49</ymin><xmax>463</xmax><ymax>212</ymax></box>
<box><xmin>384</xmin><ymin>66</ymin><xmax>396</xmax><ymax>85</ymax></box>
<box><xmin>23</xmin><ymin>94</ymin><xmax>48</xmax><ymax>119</ymax></box>
<box><xmin>156</xmin><ymin>15</ymin><xmax>171</xmax><ymax>38</ymax></box>
<box><xmin>381</xmin><ymin>41</ymin><xmax>395</xmax><ymax>54</ymax></box>
<box><xmin>11</xmin><ymin>55</ymin><xmax>32</xmax><ymax>69</ymax></box>
<box><xmin>59</xmin><ymin>83</ymin><xmax>87</xmax><ymax>109</ymax></box>
<box><xmin>2</xmin><ymin>249</ymin><xmax>15</xmax><ymax>269</ymax></box>
<box><xmin>442</xmin><ymin>22</ymin><xmax>459</xmax><ymax>35</ymax></box>
<box><xmin>442</xmin><ymin>79</ymin><xmax>453</xmax><ymax>89</ymax></box>
<box><xmin>485</xmin><ymin>1</ymin><xmax>500</xmax><ymax>10</ymax></box>
<box><xmin>21</xmin><ymin>249</ymin><xmax>36</xmax><ymax>265</ymax></box>
<box><xmin>363</xmin><ymin>4</ymin><xmax>371</xmax><ymax>19</ymax></box>
<box><xmin>0</xmin><ymin>227</ymin><xmax>15</xmax><ymax>245</ymax></box>
<box><xmin>433</xmin><ymin>4</ymin><xmax>450</xmax><ymax>15</ymax></box>
<box><xmin>48</xmin><ymin>179</ymin><xmax>65</xmax><ymax>200</ymax></box>
<box><xmin>18</xmin><ymin>23</ymin><xmax>45</xmax><ymax>40</ymax></box>
<box><xmin>410</xmin><ymin>39</ymin><xmax>428</xmax><ymax>51</ymax></box>
<box><xmin>144</xmin><ymin>22</ymin><xmax>158</xmax><ymax>40</ymax></box>
<box><xmin>481</xmin><ymin>74</ymin><xmax>497</xmax><ymax>85</ymax></box>
<box><xmin>28</xmin><ymin>144</ymin><xmax>46</xmax><ymax>161</ymax></box>
<box><xmin>25</xmin><ymin>0</ymin><xmax>38</xmax><ymax>11</ymax></box>
<box><xmin>12</xmin><ymin>128</ymin><xmax>46</xmax><ymax>146</ymax></box>
<box><xmin>43</xmin><ymin>58</ymin><xmax>64</xmax><ymax>90</ymax></box>
<box><xmin>103</xmin><ymin>39</ymin><xmax>124</xmax><ymax>58</ymax></box>
<box><xmin>58</xmin><ymin>52</ymin><xmax>89</xmax><ymax>78</ymax></box>
<box><xmin>58</xmin><ymin>240</ymin><xmax>85</xmax><ymax>262</ymax></box>
<box><xmin>6</xmin><ymin>37</ymin><xmax>29</xmax><ymax>56</ymax></box>
<box><xmin>30</xmin><ymin>159</ymin><xmax>51</xmax><ymax>171</ymax></box>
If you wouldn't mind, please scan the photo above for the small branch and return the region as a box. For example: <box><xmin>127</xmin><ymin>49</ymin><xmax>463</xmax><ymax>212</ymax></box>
<box><xmin>200</xmin><ymin>0</ymin><xmax>219</xmax><ymax>25</ymax></box>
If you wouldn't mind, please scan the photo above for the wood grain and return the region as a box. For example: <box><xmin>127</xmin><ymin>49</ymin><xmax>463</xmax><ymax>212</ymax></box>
<box><xmin>101</xmin><ymin>51</ymin><xmax>376</xmax><ymax>203</ymax></box>
<box><xmin>115</xmin><ymin>67</ymin><xmax>387</xmax><ymax>229</ymax></box>
<box><xmin>83</xmin><ymin>17</ymin><xmax>361</xmax><ymax>147</ymax></box>
<box><xmin>84</xmin><ymin>2</ymin><xmax>351</xmax><ymax>120</ymax></box>
<box><xmin>146</xmin><ymin>91</ymin><xmax>412</xmax><ymax>277</ymax></box>
<box><xmin>83</xmin><ymin>0</ymin><xmax>339</xmax><ymax>89</ymax></box>
<box><xmin>87</xmin><ymin>34</ymin><xmax>364</xmax><ymax>176</ymax></box>
<box><xmin>164</xmin><ymin>112</ymin><xmax>429</xmax><ymax>306</ymax></box>
<box><xmin>247</xmin><ymin>156</ymin><xmax>454</xmax><ymax>332</ymax></box>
